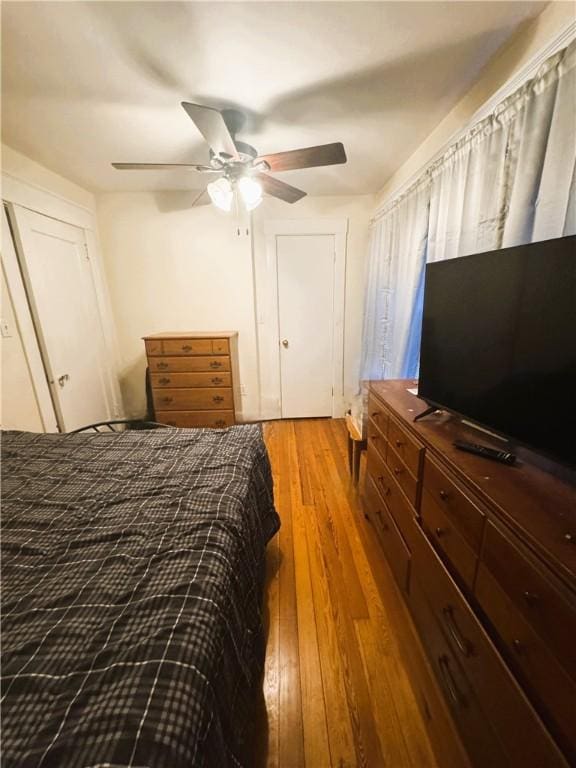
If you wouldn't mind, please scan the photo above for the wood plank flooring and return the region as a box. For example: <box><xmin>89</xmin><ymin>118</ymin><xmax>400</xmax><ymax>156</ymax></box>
<box><xmin>252</xmin><ymin>418</ymin><xmax>439</xmax><ymax>768</ymax></box>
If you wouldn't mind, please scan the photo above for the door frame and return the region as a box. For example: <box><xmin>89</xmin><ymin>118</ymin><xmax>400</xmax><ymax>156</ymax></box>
<box><xmin>8</xmin><ymin>205</ymin><xmax>112</xmax><ymax>431</ymax></box>
<box><xmin>255</xmin><ymin>218</ymin><xmax>348</xmax><ymax>420</ymax></box>
<box><xmin>1</xmin><ymin>205</ymin><xmax>59</xmax><ymax>431</ymax></box>
<box><xmin>2</xmin><ymin>174</ymin><xmax>123</xmax><ymax>430</ymax></box>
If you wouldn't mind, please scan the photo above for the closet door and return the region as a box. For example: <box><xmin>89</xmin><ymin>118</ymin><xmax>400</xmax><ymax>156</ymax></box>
<box><xmin>277</xmin><ymin>233</ymin><xmax>335</xmax><ymax>418</ymax></box>
<box><xmin>9</xmin><ymin>206</ymin><xmax>110</xmax><ymax>431</ymax></box>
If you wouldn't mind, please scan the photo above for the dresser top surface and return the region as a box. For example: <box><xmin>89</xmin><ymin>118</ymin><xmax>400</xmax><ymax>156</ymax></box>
<box><xmin>369</xmin><ymin>379</ymin><xmax>576</xmax><ymax>589</ymax></box>
<box><xmin>143</xmin><ymin>331</ymin><xmax>238</xmax><ymax>339</ymax></box>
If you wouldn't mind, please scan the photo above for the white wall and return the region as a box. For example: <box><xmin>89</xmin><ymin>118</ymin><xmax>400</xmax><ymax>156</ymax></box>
<box><xmin>96</xmin><ymin>192</ymin><xmax>373</xmax><ymax>420</ymax></box>
<box><xmin>2</xmin><ymin>144</ymin><xmax>95</xmax><ymax>209</ymax></box>
<box><xmin>377</xmin><ymin>1</ymin><xmax>575</xmax><ymax>204</ymax></box>
<box><xmin>96</xmin><ymin>193</ymin><xmax>257</xmax><ymax>418</ymax></box>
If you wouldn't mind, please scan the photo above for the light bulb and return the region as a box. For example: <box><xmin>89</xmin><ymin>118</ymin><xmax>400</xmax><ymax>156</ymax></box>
<box><xmin>207</xmin><ymin>177</ymin><xmax>233</xmax><ymax>212</ymax></box>
<box><xmin>238</xmin><ymin>176</ymin><xmax>262</xmax><ymax>211</ymax></box>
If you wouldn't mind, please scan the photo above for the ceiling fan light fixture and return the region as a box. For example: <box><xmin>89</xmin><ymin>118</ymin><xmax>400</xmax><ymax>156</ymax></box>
<box><xmin>207</xmin><ymin>177</ymin><xmax>233</xmax><ymax>212</ymax></box>
<box><xmin>238</xmin><ymin>176</ymin><xmax>263</xmax><ymax>211</ymax></box>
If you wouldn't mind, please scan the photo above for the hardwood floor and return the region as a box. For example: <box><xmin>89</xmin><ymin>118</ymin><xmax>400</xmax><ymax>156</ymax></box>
<box><xmin>252</xmin><ymin>418</ymin><xmax>439</xmax><ymax>768</ymax></box>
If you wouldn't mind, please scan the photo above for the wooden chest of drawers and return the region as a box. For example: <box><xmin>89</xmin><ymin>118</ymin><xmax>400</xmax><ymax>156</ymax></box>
<box><xmin>363</xmin><ymin>380</ymin><xmax>575</xmax><ymax>768</ymax></box>
<box><xmin>144</xmin><ymin>332</ymin><xmax>240</xmax><ymax>428</ymax></box>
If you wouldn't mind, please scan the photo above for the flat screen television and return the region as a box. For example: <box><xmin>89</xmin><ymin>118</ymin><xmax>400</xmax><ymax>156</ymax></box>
<box><xmin>418</xmin><ymin>235</ymin><xmax>576</xmax><ymax>467</ymax></box>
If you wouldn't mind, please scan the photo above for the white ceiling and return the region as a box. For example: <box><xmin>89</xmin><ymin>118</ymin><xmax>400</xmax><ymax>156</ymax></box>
<box><xmin>2</xmin><ymin>1</ymin><xmax>547</xmax><ymax>196</ymax></box>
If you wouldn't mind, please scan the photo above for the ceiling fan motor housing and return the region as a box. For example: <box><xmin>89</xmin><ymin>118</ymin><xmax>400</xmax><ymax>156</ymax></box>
<box><xmin>209</xmin><ymin>140</ymin><xmax>268</xmax><ymax>178</ymax></box>
<box><xmin>209</xmin><ymin>140</ymin><xmax>258</xmax><ymax>161</ymax></box>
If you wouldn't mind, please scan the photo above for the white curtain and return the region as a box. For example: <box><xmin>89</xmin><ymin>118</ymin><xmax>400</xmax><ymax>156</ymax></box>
<box><xmin>510</xmin><ymin>40</ymin><xmax>576</xmax><ymax>242</ymax></box>
<box><xmin>360</xmin><ymin>181</ymin><xmax>430</xmax><ymax>381</ymax></box>
<box><xmin>360</xmin><ymin>38</ymin><xmax>576</xmax><ymax>389</ymax></box>
<box><xmin>426</xmin><ymin>111</ymin><xmax>515</xmax><ymax>263</ymax></box>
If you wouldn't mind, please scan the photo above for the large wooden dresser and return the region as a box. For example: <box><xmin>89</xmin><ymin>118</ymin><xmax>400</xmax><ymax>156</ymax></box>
<box><xmin>144</xmin><ymin>332</ymin><xmax>240</xmax><ymax>428</ymax></box>
<box><xmin>363</xmin><ymin>380</ymin><xmax>576</xmax><ymax>768</ymax></box>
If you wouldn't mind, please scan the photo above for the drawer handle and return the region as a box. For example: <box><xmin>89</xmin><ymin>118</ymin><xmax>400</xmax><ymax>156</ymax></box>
<box><xmin>512</xmin><ymin>639</ymin><xmax>525</xmax><ymax>655</ymax></box>
<box><xmin>523</xmin><ymin>591</ymin><xmax>539</xmax><ymax>607</ymax></box>
<box><xmin>157</xmin><ymin>362</ymin><xmax>169</xmax><ymax>370</ymax></box>
<box><xmin>442</xmin><ymin>606</ymin><xmax>472</xmax><ymax>657</ymax></box>
<box><xmin>438</xmin><ymin>655</ymin><xmax>464</xmax><ymax>708</ymax></box>
<box><xmin>393</xmin><ymin>467</ymin><xmax>403</xmax><ymax>476</ymax></box>
<box><xmin>161</xmin><ymin>396</ymin><xmax>174</xmax><ymax>404</ymax></box>
<box><xmin>395</xmin><ymin>439</ymin><xmax>404</xmax><ymax>448</ymax></box>
<box><xmin>375</xmin><ymin>507</ymin><xmax>388</xmax><ymax>528</ymax></box>
<box><xmin>371</xmin><ymin>433</ymin><xmax>379</xmax><ymax>440</ymax></box>
<box><xmin>371</xmin><ymin>411</ymin><xmax>379</xmax><ymax>418</ymax></box>
<box><xmin>564</xmin><ymin>533</ymin><xmax>575</xmax><ymax>544</ymax></box>
<box><xmin>377</xmin><ymin>477</ymin><xmax>391</xmax><ymax>496</ymax></box>
<box><xmin>211</xmin><ymin>377</ymin><xmax>223</xmax><ymax>385</ymax></box>
<box><xmin>439</xmin><ymin>490</ymin><xmax>449</xmax><ymax>501</ymax></box>
<box><xmin>212</xmin><ymin>395</ymin><xmax>224</xmax><ymax>404</ymax></box>
<box><xmin>210</xmin><ymin>361</ymin><xmax>222</xmax><ymax>369</ymax></box>
<box><xmin>182</xmin><ymin>344</ymin><xmax>193</xmax><ymax>352</ymax></box>
<box><xmin>158</xmin><ymin>377</ymin><xmax>171</xmax><ymax>385</ymax></box>
<box><xmin>435</xmin><ymin>527</ymin><xmax>445</xmax><ymax>538</ymax></box>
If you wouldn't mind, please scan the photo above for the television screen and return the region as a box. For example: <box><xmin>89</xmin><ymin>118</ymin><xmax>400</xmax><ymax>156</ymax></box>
<box><xmin>418</xmin><ymin>235</ymin><xmax>576</xmax><ymax>466</ymax></box>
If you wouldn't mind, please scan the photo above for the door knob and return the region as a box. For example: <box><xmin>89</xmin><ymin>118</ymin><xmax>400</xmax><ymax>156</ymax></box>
<box><xmin>281</xmin><ymin>339</ymin><xmax>289</xmax><ymax>348</ymax></box>
<box><xmin>57</xmin><ymin>374</ymin><xmax>70</xmax><ymax>388</ymax></box>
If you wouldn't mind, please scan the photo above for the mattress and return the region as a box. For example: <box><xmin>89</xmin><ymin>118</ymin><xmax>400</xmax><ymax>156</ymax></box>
<box><xmin>1</xmin><ymin>425</ymin><xmax>279</xmax><ymax>768</ymax></box>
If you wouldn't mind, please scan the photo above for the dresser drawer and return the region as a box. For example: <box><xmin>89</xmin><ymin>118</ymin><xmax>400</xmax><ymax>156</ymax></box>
<box><xmin>422</xmin><ymin>457</ymin><xmax>485</xmax><ymax>552</ymax></box>
<box><xmin>421</xmin><ymin>489</ymin><xmax>478</xmax><ymax>590</ymax></box>
<box><xmin>364</xmin><ymin>475</ymin><xmax>411</xmax><ymax>592</ymax></box>
<box><xmin>409</xmin><ymin>573</ymin><xmax>509</xmax><ymax>768</ymax></box>
<box><xmin>148</xmin><ymin>356</ymin><xmax>231</xmax><ymax>373</ymax></box>
<box><xmin>396</xmin><ymin>614</ymin><xmax>472</xmax><ymax>768</ymax></box>
<box><xmin>212</xmin><ymin>338</ymin><xmax>229</xmax><ymax>354</ymax></box>
<box><xmin>153</xmin><ymin>388</ymin><xmax>233</xmax><ymax>411</ymax></box>
<box><xmin>386</xmin><ymin>442</ymin><xmax>419</xmax><ymax>508</ymax></box>
<box><xmin>476</xmin><ymin>563</ymin><xmax>576</xmax><ymax>762</ymax></box>
<box><xmin>367</xmin><ymin>427</ymin><xmax>387</xmax><ymax>463</ymax></box>
<box><xmin>367</xmin><ymin>445</ymin><xmax>417</xmax><ymax>549</ymax></box>
<box><xmin>156</xmin><ymin>410</ymin><xmax>234</xmax><ymax>428</ymax></box>
<box><xmin>145</xmin><ymin>339</ymin><xmax>163</xmax><ymax>356</ymax></box>
<box><xmin>388</xmin><ymin>416</ymin><xmax>424</xmax><ymax>478</ymax></box>
<box><xmin>161</xmin><ymin>338</ymin><xmax>213</xmax><ymax>356</ymax></box>
<box><xmin>478</xmin><ymin>522</ymin><xmax>576</xmax><ymax>682</ymax></box>
<box><xmin>411</xmin><ymin>521</ymin><xmax>567</xmax><ymax>767</ymax></box>
<box><xmin>368</xmin><ymin>395</ymin><xmax>389</xmax><ymax>439</ymax></box>
<box><xmin>150</xmin><ymin>372</ymin><xmax>231</xmax><ymax>388</ymax></box>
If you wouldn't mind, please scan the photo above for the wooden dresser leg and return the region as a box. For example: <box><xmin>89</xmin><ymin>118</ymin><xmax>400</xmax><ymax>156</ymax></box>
<box><xmin>347</xmin><ymin>434</ymin><xmax>353</xmax><ymax>475</ymax></box>
<box><xmin>353</xmin><ymin>442</ymin><xmax>361</xmax><ymax>484</ymax></box>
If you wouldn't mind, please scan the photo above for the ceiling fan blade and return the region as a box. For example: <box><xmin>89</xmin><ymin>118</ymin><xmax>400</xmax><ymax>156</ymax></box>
<box><xmin>257</xmin><ymin>142</ymin><xmax>346</xmax><ymax>172</ymax></box>
<box><xmin>111</xmin><ymin>162</ymin><xmax>216</xmax><ymax>172</ymax></box>
<box><xmin>256</xmin><ymin>173</ymin><xmax>307</xmax><ymax>204</ymax></box>
<box><xmin>181</xmin><ymin>102</ymin><xmax>239</xmax><ymax>159</ymax></box>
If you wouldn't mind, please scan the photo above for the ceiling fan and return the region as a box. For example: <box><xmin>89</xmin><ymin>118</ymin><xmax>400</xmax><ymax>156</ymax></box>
<box><xmin>112</xmin><ymin>102</ymin><xmax>347</xmax><ymax>211</ymax></box>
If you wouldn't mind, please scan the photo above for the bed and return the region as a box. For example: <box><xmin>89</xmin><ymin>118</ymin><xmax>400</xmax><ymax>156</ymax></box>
<box><xmin>1</xmin><ymin>424</ymin><xmax>279</xmax><ymax>768</ymax></box>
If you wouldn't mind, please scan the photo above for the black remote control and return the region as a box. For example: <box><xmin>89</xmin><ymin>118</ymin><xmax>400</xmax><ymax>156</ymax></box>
<box><xmin>453</xmin><ymin>439</ymin><xmax>517</xmax><ymax>465</ymax></box>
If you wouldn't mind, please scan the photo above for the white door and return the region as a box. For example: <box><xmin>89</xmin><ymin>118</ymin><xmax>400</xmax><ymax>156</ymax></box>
<box><xmin>10</xmin><ymin>206</ymin><xmax>110</xmax><ymax>431</ymax></box>
<box><xmin>277</xmin><ymin>234</ymin><xmax>335</xmax><ymax>418</ymax></box>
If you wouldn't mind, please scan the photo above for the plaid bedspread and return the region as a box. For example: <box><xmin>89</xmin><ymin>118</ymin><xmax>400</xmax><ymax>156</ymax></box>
<box><xmin>1</xmin><ymin>425</ymin><xmax>279</xmax><ymax>768</ymax></box>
